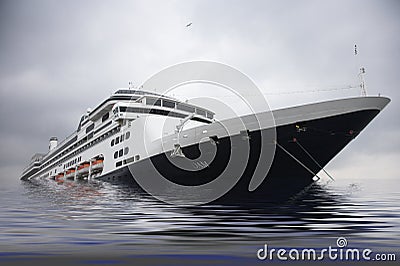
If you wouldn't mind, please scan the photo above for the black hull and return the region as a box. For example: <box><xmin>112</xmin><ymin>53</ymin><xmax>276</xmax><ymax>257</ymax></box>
<box><xmin>98</xmin><ymin>109</ymin><xmax>380</xmax><ymax>204</ymax></box>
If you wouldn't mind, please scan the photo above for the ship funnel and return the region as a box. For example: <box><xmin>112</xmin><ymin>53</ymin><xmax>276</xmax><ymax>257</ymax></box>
<box><xmin>49</xmin><ymin>137</ymin><xmax>58</xmax><ymax>151</ymax></box>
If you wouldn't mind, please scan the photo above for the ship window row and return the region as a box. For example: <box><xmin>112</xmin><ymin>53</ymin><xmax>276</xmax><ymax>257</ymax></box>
<box><xmin>86</xmin><ymin>123</ymin><xmax>95</xmax><ymax>133</ymax></box>
<box><xmin>84</xmin><ymin>111</ymin><xmax>110</xmax><ymax>135</ymax></box>
<box><xmin>116</xmin><ymin>154</ymin><xmax>140</xmax><ymax>168</ymax></box>
<box><xmin>163</xmin><ymin>99</ymin><xmax>175</xmax><ymax>108</ymax></box>
<box><xmin>196</xmin><ymin>109</ymin><xmax>206</xmax><ymax>116</ymax></box>
<box><xmin>122</xmin><ymin>103</ymin><xmax>214</xmax><ymax>120</ymax></box>
<box><xmin>146</xmin><ymin>98</ymin><xmax>161</xmax><ymax>106</ymax></box>
<box><xmin>119</xmin><ymin>106</ymin><xmax>187</xmax><ymax>119</ymax></box>
<box><xmin>43</xmin><ymin>135</ymin><xmax>78</xmax><ymax>166</ymax></box>
<box><xmin>89</xmin><ymin>95</ymin><xmax>139</xmax><ymax>120</ymax></box>
<box><xmin>177</xmin><ymin>103</ymin><xmax>195</xmax><ymax>113</ymax></box>
<box><xmin>114</xmin><ymin>147</ymin><xmax>129</xmax><ymax>159</ymax></box>
<box><xmin>111</xmin><ymin>131</ymin><xmax>130</xmax><ymax>147</ymax></box>
<box><xmin>64</xmin><ymin>156</ymin><xmax>82</xmax><ymax>169</ymax></box>
<box><xmin>145</xmin><ymin>97</ymin><xmax>175</xmax><ymax>108</ymax></box>
<box><xmin>38</xmin><ymin>126</ymin><xmax>120</xmax><ymax>175</ymax></box>
<box><xmin>74</xmin><ymin>127</ymin><xmax>120</xmax><ymax>159</ymax></box>
<box><xmin>40</xmin><ymin>121</ymin><xmax>114</xmax><ymax>171</ymax></box>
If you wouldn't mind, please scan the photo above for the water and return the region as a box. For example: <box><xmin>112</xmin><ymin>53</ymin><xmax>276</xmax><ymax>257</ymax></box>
<box><xmin>0</xmin><ymin>177</ymin><xmax>399</xmax><ymax>265</ymax></box>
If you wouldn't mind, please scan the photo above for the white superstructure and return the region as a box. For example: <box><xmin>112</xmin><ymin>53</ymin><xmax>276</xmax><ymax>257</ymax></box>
<box><xmin>20</xmin><ymin>89</ymin><xmax>214</xmax><ymax>181</ymax></box>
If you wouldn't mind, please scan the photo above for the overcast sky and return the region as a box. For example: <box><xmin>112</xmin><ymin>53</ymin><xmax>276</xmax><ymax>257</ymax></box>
<box><xmin>0</xmin><ymin>0</ymin><xmax>399</xmax><ymax>184</ymax></box>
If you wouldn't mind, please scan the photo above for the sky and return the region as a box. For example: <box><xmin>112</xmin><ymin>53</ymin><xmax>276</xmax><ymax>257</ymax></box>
<box><xmin>0</xmin><ymin>0</ymin><xmax>399</xmax><ymax>184</ymax></box>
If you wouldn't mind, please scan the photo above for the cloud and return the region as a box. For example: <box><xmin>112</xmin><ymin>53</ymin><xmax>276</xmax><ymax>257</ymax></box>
<box><xmin>328</xmin><ymin>150</ymin><xmax>400</xmax><ymax>180</ymax></box>
<box><xmin>0</xmin><ymin>0</ymin><xmax>399</xmax><ymax>183</ymax></box>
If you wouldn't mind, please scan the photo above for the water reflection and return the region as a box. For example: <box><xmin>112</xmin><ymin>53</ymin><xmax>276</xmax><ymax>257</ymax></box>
<box><xmin>11</xmin><ymin>177</ymin><xmax>398</xmax><ymax>258</ymax></box>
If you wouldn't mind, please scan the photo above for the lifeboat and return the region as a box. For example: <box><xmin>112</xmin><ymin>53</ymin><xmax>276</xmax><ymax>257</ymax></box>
<box><xmin>77</xmin><ymin>163</ymin><xmax>90</xmax><ymax>175</ymax></box>
<box><xmin>91</xmin><ymin>159</ymin><xmax>104</xmax><ymax>172</ymax></box>
<box><xmin>55</xmin><ymin>173</ymin><xmax>64</xmax><ymax>182</ymax></box>
<box><xmin>65</xmin><ymin>169</ymin><xmax>76</xmax><ymax>179</ymax></box>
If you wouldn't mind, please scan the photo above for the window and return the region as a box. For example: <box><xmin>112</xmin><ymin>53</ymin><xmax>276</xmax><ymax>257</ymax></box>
<box><xmin>126</xmin><ymin>131</ymin><xmax>130</xmax><ymax>140</ymax></box>
<box><xmin>86</xmin><ymin>123</ymin><xmax>95</xmax><ymax>133</ymax></box>
<box><xmin>177</xmin><ymin>103</ymin><xmax>195</xmax><ymax>113</ymax></box>
<box><xmin>115</xmin><ymin>136</ymin><xmax>120</xmax><ymax>145</ymax></box>
<box><xmin>125</xmin><ymin>107</ymin><xmax>143</xmax><ymax>113</ymax></box>
<box><xmin>116</xmin><ymin>161</ymin><xmax>122</xmax><ymax>167</ymax></box>
<box><xmin>124</xmin><ymin>147</ymin><xmax>129</xmax><ymax>155</ymax></box>
<box><xmin>206</xmin><ymin>112</ymin><xmax>214</xmax><ymax>119</ymax></box>
<box><xmin>102</xmin><ymin>112</ymin><xmax>109</xmax><ymax>122</ymax></box>
<box><xmin>135</xmin><ymin>155</ymin><xmax>140</xmax><ymax>161</ymax></box>
<box><xmin>120</xmin><ymin>134</ymin><xmax>124</xmax><ymax>142</ymax></box>
<box><xmin>162</xmin><ymin>100</ymin><xmax>175</xmax><ymax>108</ymax></box>
<box><xmin>111</xmin><ymin>139</ymin><xmax>114</xmax><ymax>146</ymax></box>
<box><xmin>119</xmin><ymin>149</ymin><xmax>123</xmax><ymax>157</ymax></box>
<box><xmin>146</xmin><ymin>98</ymin><xmax>161</xmax><ymax>106</ymax></box>
<box><xmin>114</xmin><ymin>151</ymin><xmax>118</xmax><ymax>159</ymax></box>
<box><xmin>124</xmin><ymin>156</ymin><xmax>135</xmax><ymax>164</ymax></box>
<box><xmin>196</xmin><ymin>108</ymin><xmax>206</xmax><ymax>116</ymax></box>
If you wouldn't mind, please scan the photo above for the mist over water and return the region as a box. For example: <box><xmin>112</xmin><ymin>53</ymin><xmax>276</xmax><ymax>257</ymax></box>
<box><xmin>0</xmin><ymin>176</ymin><xmax>399</xmax><ymax>264</ymax></box>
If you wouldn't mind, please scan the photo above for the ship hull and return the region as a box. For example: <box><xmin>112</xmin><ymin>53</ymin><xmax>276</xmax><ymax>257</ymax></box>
<box><xmin>98</xmin><ymin>107</ymin><xmax>382</xmax><ymax>204</ymax></box>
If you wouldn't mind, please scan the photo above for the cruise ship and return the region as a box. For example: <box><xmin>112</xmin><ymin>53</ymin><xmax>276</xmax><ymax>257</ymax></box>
<box><xmin>20</xmin><ymin>88</ymin><xmax>390</xmax><ymax>203</ymax></box>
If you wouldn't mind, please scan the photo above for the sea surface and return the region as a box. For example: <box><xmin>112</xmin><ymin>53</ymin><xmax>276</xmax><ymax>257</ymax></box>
<box><xmin>0</xmin><ymin>176</ymin><xmax>399</xmax><ymax>265</ymax></box>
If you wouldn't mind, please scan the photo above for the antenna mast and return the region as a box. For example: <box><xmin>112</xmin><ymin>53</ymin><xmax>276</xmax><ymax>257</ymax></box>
<box><xmin>355</xmin><ymin>44</ymin><xmax>367</xmax><ymax>96</ymax></box>
<box><xmin>359</xmin><ymin>67</ymin><xmax>367</xmax><ymax>96</ymax></box>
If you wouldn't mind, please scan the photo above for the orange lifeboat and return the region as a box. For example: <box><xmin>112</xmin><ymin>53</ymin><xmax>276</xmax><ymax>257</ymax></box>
<box><xmin>91</xmin><ymin>159</ymin><xmax>104</xmax><ymax>171</ymax></box>
<box><xmin>55</xmin><ymin>173</ymin><xmax>64</xmax><ymax>183</ymax></box>
<box><xmin>77</xmin><ymin>163</ymin><xmax>90</xmax><ymax>174</ymax></box>
<box><xmin>65</xmin><ymin>169</ymin><xmax>76</xmax><ymax>179</ymax></box>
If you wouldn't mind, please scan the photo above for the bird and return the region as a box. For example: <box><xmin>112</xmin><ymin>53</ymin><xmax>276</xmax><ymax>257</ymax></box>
<box><xmin>186</xmin><ymin>22</ymin><xmax>192</xmax><ymax>27</ymax></box>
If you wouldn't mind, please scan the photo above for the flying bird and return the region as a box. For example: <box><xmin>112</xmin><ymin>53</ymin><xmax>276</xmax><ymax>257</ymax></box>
<box><xmin>186</xmin><ymin>22</ymin><xmax>192</xmax><ymax>27</ymax></box>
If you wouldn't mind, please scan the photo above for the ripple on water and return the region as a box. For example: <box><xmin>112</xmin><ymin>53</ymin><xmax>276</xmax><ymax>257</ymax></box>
<box><xmin>0</xmin><ymin>177</ymin><xmax>398</xmax><ymax>258</ymax></box>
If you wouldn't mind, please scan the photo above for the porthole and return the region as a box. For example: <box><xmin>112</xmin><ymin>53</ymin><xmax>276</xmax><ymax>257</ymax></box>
<box><xmin>126</xmin><ymin>131</ymin><xmax>130</xmax><ymax>140</ymax></box>
<box><xmin>114</xmin><ymin>151</ymin><xmax>118</xmax><ymax>159</ymax></box>
<box><xmin>124</xmin><ymin>147</ymin><xmax>129</xmax><ymax>155</ymax></box>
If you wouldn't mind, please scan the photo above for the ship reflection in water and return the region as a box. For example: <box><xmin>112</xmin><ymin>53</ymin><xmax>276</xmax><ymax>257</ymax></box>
<box><xmin>0</xmin><ymin>177</ymin><xmax>399</xmax><ymax>264</ymax></box>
